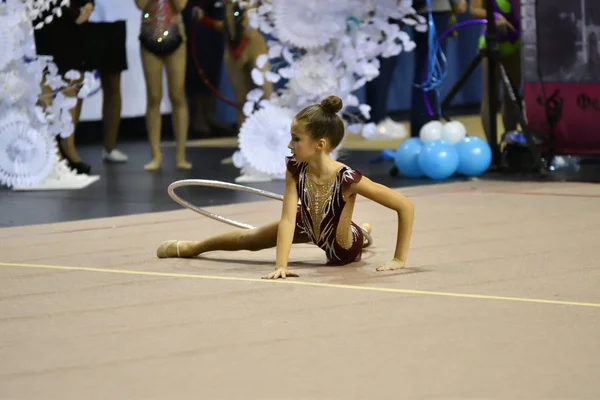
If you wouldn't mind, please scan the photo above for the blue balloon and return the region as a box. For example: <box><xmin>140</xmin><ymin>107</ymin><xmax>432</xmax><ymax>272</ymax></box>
<box><xmin>455</xmin><ymin>136</ymin><xmax>492</xmax><ymax>176</ymax></box>
<box><xmin>394</xmin><ymin>138</ymin><xmax>425</xmax><ymax>178</ymax></box>
<box><xmin>418</xmin><ymin>139</ymin><xmax>459</xmax><ymax>180</ymax></box>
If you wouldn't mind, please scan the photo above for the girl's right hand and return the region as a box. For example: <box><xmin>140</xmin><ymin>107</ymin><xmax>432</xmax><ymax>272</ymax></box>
<box><xmin>75</xmin><ymin>3</ymin><xmax>94</xmax><ymax>24</ymax></box>
<box><xmin>262</xmin><ymin>268</ymin><xmax>299</xmax><ymax>280</ymax></box>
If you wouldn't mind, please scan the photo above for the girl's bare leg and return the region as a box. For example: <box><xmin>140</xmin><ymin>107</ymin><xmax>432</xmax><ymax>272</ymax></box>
<box><xmin>140</xmin><ymin>47</ymin><xmax>164</xmax><ymax>170</ymax></box>
<box><xmin>100</xmin><ymin>71</ymin><xmax>122</xmax><ymax>153</ymax></box>
<box><xmin>165</xmin><ymin>43</ymin><xmax>191</xmax><ymax>169</ymax></box>
<box><xmin>189</xmin><ymin>93</ymin><xmax>210</xmax><ymax>135</ymax></box>
<box><xmin>157</xmin><ymin>221</ymin><xmax>310</xmax><ymax>258</ymax></box>
<box><xmin>59</xmin><ymin>80</ymin><xmax>84</xmax><ymax>162</ymax></box>
<box><xmin>224</xmin><ymin>49</ymin><xmax>252</xmax><ymax>127</ymax></box>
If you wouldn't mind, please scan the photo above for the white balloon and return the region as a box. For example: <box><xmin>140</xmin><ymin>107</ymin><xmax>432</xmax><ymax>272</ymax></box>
<box><xmin>419</xmin><ymin>120</ymin><xmax>443</xmax><ymax>143</ymax></box>
<box><xmin>441</xmin><ymin>121</ymin><xmax>467</xmax><ymax>144</ymax></box>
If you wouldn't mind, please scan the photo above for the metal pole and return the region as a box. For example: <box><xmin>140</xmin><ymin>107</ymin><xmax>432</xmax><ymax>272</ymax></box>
<box><xmin>485</xmin><ymin>0</ymin><xmax>500</xmax><ymax>165</ymax></box>
<box><xmin>582</xmin><ymin>0</ymin><xmax>587</xmax><ymax>63</ymax></box>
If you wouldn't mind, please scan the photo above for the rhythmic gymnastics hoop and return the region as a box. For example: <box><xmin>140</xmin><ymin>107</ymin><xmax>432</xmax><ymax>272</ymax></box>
<box><xmin>167</xmin><ymin>179</ymin><xmax>373</xmax><ymax>248</ymax></box>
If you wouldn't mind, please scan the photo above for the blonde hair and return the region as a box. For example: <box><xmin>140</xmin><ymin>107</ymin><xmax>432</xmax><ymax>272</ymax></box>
<box><xmin>294</xmin><ymin>95</ymin><xmax>345</xmax><ymax>150</ymax></box>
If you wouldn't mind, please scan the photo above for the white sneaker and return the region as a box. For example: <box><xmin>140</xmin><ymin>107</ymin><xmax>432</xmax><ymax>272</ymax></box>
<box><xmin>102</xmin><ymin>149</ymin><xmax>128</xmax><ymax>163</ymax></box>
<box><xmin>12</xmin><ymin>159</ymin><xmax>100</xmax><ymax>191</ymax></box>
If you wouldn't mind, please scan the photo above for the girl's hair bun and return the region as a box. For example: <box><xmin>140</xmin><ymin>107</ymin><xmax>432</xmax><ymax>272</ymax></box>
<box><xmin>320</xmin><ymin>95</ymin><xmax>343</xmax><ymax>114</ymax></box>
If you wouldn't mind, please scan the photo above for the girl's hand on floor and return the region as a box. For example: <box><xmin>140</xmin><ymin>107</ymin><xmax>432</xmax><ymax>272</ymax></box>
<box><xmin>262</xmin><ymin>268</ymin><xmax>299</xmax><ymax>280</ymax></box>
<box><xmin>376</xmin><ymin>258</ymin><xmax>406</xmax><ymax>272</ymax></box>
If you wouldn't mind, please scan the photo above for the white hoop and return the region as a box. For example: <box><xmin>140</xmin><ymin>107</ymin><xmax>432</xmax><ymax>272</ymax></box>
<box><xmin>167</xmin><ymin>179</ymin><xmax>373</xmax><ymax>248</ymax></box>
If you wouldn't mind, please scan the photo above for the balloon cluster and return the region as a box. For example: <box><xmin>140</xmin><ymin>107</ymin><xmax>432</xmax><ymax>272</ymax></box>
<box><xmin>394</xmin><ymin>120</ymin><xmax>492</xmax><ymax>180</ymax></box>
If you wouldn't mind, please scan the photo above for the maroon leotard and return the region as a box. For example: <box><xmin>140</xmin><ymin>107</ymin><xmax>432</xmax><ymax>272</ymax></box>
<box><xmin>286</xmin><ymin>156</ymin><xmax>364</xmax><ymax>266</ymax></box>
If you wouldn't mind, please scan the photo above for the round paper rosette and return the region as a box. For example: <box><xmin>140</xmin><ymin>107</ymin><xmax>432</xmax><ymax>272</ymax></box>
<box><xmin>0</xmin><ymin>110</ymin><xmax>57</xmax><ymax>188</ymax></box>
<box><xmin>0</xmin><ymin>9</ymin><xmax>21</xmax><ymax>71</ymax></box>
<box><xmin>0</xmin><ymin>69</ymin><xmax>29</xmax><ymax>105</ymax></box>
<box><xmin>273</xmin><ymin>0</ymin><xmax>359</xmax><ymax>49</ymax></box>
<box><xmin>238</xmin><ymin>105</ymin><xmax>295</xmax><ymax>176</ymax></box>
<box><xmin>288</xmin><ymin>52</ymin><xmax>341</xmax><ymax>100</ymax></box>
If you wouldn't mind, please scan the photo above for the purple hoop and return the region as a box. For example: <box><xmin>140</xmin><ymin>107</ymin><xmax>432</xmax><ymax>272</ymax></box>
<box><xmin>423</xmin><ymin>19</ymin><xmax>488</xmax><ymax>117</ymax></box>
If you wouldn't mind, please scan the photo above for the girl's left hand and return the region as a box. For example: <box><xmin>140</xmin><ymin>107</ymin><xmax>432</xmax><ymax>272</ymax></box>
<box><xmin>376</xmin><ymin>258</ymin><xmax>405</xmax><ymax>272</ymax></box>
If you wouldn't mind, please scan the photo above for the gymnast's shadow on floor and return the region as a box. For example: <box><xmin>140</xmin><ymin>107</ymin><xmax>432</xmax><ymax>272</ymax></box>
<box><xmin>312</xmin><ymin>249</ymin><xmax>432</xmax><ymax>282</ymax></box>
<box><xmin>178</xmin><ymin>250</ymin><xmax>431</xmax><ymax>280</ymax></box>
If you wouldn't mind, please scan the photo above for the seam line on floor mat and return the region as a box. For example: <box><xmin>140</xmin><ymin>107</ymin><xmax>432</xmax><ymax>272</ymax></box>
<box><xmin>1</xmin><ymin>262</ymin><xmax>599</xmax><ymax>309</ymax></box>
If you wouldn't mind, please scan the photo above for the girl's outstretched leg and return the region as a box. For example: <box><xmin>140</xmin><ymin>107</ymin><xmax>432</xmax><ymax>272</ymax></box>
<box><xmin>157</xmin><ymin>221</ymin><xmax>310</xmax><ymax>258</ymax></box>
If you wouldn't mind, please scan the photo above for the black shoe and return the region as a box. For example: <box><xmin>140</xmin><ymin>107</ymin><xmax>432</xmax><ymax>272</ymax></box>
<box><xmin>67</xmin><ymin>160</ymin><xmax>91</xmax><ymax>175</ymax></box>
<box><xmin>56</xmin><ymin>136</ymin><xmax>91</xmax><ymax>175</ymax></box>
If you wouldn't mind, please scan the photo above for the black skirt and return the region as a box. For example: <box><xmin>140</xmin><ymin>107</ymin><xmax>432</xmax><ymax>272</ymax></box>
<box><xmin>35</xmin><ymin>19</ymin><xmax>128</xmax><ymax>75</ymax></box>
<box><xmin>86</xmin><ymin>21</ymin><xmax>128</xmax><ymax>74</ymax></box>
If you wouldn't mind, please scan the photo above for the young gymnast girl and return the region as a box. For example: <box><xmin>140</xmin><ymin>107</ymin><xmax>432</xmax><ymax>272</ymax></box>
<box><xmin>135</xmin><ymin>0</ymin><xmax>191</xmax><ymax>171</ymax></box>
<box><xmin>157</xmin><ymin>95</ymin><xmax>415</xmax><ymax>279</ymax></box>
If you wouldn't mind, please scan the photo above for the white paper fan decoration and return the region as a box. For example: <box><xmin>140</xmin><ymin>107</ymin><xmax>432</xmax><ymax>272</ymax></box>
<box><xmin>0</xmin><ymin>70</ymin><xmax>28</xmax><ymax>105</ymax></box>
<box><xmin>0</xmin><ymin>110</ymin><xmax>57</xmax><ymax>188</ymax></box>
<box><xmin>289</xmin><ymin>52</ymin><xmax>341</xmax><ymax>99</ymax></box>
<box><xmin>273</xmin><ymin>0</ymin><xmax>359</xmax><ymax>49</ymax></box>
<box><xmin>21</xmin><ymin>0</ymin><xmax>70</xmax><ymax>29</ymax></box>
<box><xmin>0</xmin><ymin>11</ymin><xmax>21</xmax><ymax>70</ymax></box>
<box><xmin>238</xmin><ymin>105</ymin><xmax>295</xmax><ymax>176</ymax></box>
<box><xmin>0</xmin><ymin>34</ymin><xmax>16</xmax><ymax>72</ymax></box>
